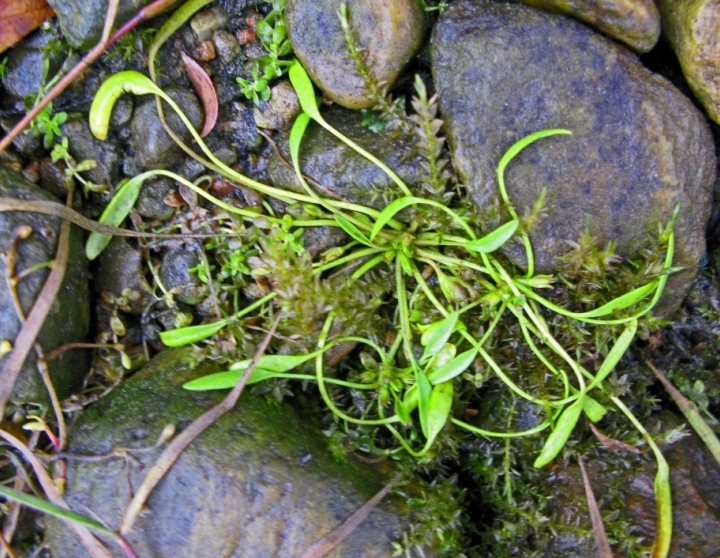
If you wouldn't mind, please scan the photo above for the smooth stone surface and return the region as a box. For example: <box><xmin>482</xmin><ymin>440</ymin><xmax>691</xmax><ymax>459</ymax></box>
<box><xmin>519</xmin><ymin>0</ymin><xmax>660</xmax><ymax>52</ymax></box>
<box><xmin>267</xmin><ymin>106</ymin><xmax>424</xmax><ymax>209</ymax></box>
<box><xmin>45</xmin><ymin>347</ymin><xmax>422</xmax><ymax>557</ymax></box>
<box><xmin>285</xmin><ymin>0</ymin><xmax>425</xmax><ymax>109</ymax></box>
<box><xmin>130</xmin><ymin>86</ymin><xmax>203</xmax><ymax>170</ymax></box>
<box><xmin>432</xmin><ymin>0</ymin><xmax>715</xmax><ymax>312</ymax></box>
<box><xmin>160</xmin><ymin>248</ymin><xmax>206</xmax><ymax>305</ymax></box>
<box><xmin>658</xmin><ymin>0</ymin><xmax>720</xmax><ymax>125</ymax></box>
<box><xmin>253</xmin><ymin>81</ymin><xmax>301</xmax><ymax>131</ymax></box>
<box><xmin>47</xmin><ymin>0</ymin><xmax>154</xmax><ymax>50</ymax></box>
<box><xmin>95</xmin><ymin>237</ymin><xmax>153</xmax><ymax>314</ymax></box>
<box><xmin>0</xmin><ymin>166</ymin><xmax>89</xmax><ymax>405</ymax></box>
<box><xmin>62</xmin><ymin>116</ymin><xmax>120</xmax><ymax>187</ymax></box>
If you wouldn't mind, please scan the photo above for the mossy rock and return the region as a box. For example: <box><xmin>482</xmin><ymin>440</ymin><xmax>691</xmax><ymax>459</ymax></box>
<box><xmin>45</xmin><ymin>347</ymin><xmax>429</xmax><ymax>557</ymax></box>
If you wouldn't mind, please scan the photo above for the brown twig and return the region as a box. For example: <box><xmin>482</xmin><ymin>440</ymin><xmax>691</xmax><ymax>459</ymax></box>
<box><xmin>579</xmin><ymin>456</ymin><xmax>613</xmax><ymax>558</ymax></box>
<box><xmin>0</xmin><ymin>197</ymin><xmax>240</xmax><ymax>239</ymax></box>
<box><xmin>298</xmin><ymin>474</ymin><xmax>400</xmax><ymax>558</ymax></box>
<box><xmin>0</xmin><ymin>0</ymin><xmax>180</xmax><ymax>156</ymax></box>
<box><xmin>0</xmin><ymin>429</ymin><xmax>116</xmax><ymax>558</ymax></box>
<box><xmin>119</xmin><ymin>313</ymin><xmax>283</xmax><ymax>535</ymax></box>
<box><xmin>0</xmin><ymin>532</ymin><xmax>18</xmax><ymax>558</ymax></box>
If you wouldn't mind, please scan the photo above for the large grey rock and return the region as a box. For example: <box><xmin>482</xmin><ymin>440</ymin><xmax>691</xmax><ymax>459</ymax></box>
<box><xmin>285</xmin><ymin>0</ymin><xmax>426</xmax><ymax>109</ymax></box>
<box><xmin>267</xmin><ymin>106</ymin><xmax>424</xmax><ymax>210</ymax></box>
<box><xmin>0</xmin><ymin>166</ymin><xmax>89</xmax><ymax>405</ymax></box>
<box><xmin>45</xmin><ymin>347</ymin><xmax>425</xmax><ymax>557</ymax></box>
<box><xmin>519</xmin><ymin>0</ymin><xmax>660</xmax><ymax>52</ymax></box>
<box><xmin>432</xmin><ymin>1</ymin><xmax>715</xmax><ymax>312</ymax></box>
<box><xmin>47</xmin><ymin>0</ymin><xmax>154</xmax><ymax>50</ymax></box>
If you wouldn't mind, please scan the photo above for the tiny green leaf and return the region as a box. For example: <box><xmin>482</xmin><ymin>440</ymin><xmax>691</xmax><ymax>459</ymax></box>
<box><xmin>160</xmin><ymin>320</ymin><xmax>227</xmax><ymax>347</ymax></box>
<box><xmin>89</xmin><ymin>71</ymin><xmax>164</xmax><ymax>140</ymax></box>
<box><xmin>416</xmin><ymin>370</ymin><xmax>432</xmax><ymax>438</ymax></box>
<box><xmin>86</xmin><ymin>172</ymin><xmax>151</xmax><ymax>260</ymax></box>
<box><xmin>465</xmin><ymin>220</ymin><xmax>519</xmax><ymax>254</ymax></box>
<box><xmin>289</xmin><ymin>62</ymin><xmax>321</xmax><ymax>120</ymax></box>
<box><xmin>534</xmin><ymin>395</ymin><xmax>585</xmax><ymax>468</ymax></box>
<box><xmin>183</xmin><ymin>368</ymin><xmax>275</xmax><ymax>390</ymax></box>
<box><xmin>335</xmin><ymin>215</ymin><xmax>373</xmax><ymax>247</ymax></box>
<box><xmin>586</xmin><ymin>319</ymin><xmax>637</xmax><ymax>391</ymax></box>
<box><xmin>582</xmin><ymin>395</ymin><xmax>607</xmax><ymax>423</ymax></box>
<box><xmin>420</xmin><ymin>312</ymin><xmax>460</xmax><ymax>362</ymax></box>
<box><xmin>425</xmin><ymin>380</ymin><xmax>454</xmax><ymax>447</ymax></box>
<box><xmin>428</xmin><ymin>348</ymin><xmax>478</xmax><ymax>384</ymax></box>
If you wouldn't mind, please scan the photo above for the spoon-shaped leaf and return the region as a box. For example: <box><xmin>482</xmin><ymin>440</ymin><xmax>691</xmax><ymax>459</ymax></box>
<box><xmin>534</xmin><ymin>394</ymin><xmax>585</xmax><ymax>468</ymax></box>
<box><xmin>578</xmin><ymin>282</ymin><xmax>657</xmax><ymax>318</ymax></box>
<box><xmin>86</xmin><ymin>171</ymin><xmax>152</xmax><ymax>260</ymax></box>
<box><xmin>228</xmin><ymin>351</ymin><xmax>325</xmax><ymax>373</ymax></box>
<box><xmin>425</xmin><ymin>380</ymin><xmax>454</xmax><ymax>447</ymax></box>
<box><xmin>465</xmin><ymin>220</ymin><xmax>519</xmax><ymax>254</ymax></box>
<box><xmin>420</xmin><ymin>312</ymin><xmax>460</xmax><ymax>362</ymax></box>
<box><xmin>89</xmin><ymin>71</ymin><xmax>164</xmax><ymax>140</ymax></box>
<box><xmin>160</xmin><ymin>320</ymin><xmax>227</xmax><ymax>347</ymax></box>
<box><xmin>582</xmin><ymin>395</ymin><xmax>607</xmax><ymax>423</ymax></box>
<box><xmin>289</xmin><ymin>61</ymin><xmax>321</xmax><ymax>120</ymax></box>
<box><xmin>427</xmin><ymin>348</ymin><xmax>478</xmax><ymax>384</ymax></box>
<box><xmin>416</xmin><ymin>370</ymin><xmax>432</xmax><ymax>438</ymax></box>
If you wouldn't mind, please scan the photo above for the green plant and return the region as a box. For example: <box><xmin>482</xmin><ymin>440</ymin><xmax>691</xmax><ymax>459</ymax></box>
<box><xmin>236</xmin><ymin>0</ymin><xmax>293</xmax><ymax>104</ymax></box>
<box><xmin>88</xmin><ymin>34</ymin><xmax>679</xmax><ymax>557</ymax></box>
<box><xmin>51</xmin><ymin>136</ymin><xmax>105</xmax><ymax>196</ymax></box>
<box><xmin>0</xmin><ymin>57</ymin><xmax>8</xmax><ymax>80</ymax></box>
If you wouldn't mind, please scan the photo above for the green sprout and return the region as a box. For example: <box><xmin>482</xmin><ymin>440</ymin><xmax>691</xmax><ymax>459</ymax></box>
<box><xmin>236</xmin><ymin>0</ymin><xmax>293</xmax><ymax>104</ymax></box>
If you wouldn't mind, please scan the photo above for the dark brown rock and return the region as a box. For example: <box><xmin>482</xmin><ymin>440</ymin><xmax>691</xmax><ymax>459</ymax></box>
<box><xmin>431</xmin><ymin>0</ymin><xmax>715</xmax><ymax>313</ymax></box>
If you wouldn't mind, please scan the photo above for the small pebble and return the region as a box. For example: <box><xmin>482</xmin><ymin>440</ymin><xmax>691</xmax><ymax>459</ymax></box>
<box><xmin>192</xmin><ymin>40</ymin><xmax>216</xmax><ymax>61</ymax></box>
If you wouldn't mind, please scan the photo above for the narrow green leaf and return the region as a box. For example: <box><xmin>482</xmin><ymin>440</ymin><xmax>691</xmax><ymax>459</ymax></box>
<box><xmin>0</xmin><ymin>485</ymin><xmax>114</xmax><ymax>537</ymax></box>
<box><xmin>428</xmin><ymin>348</ymin><xmax>478</xmax><ymax>384</ymax></box>
<box><xmin>534</xmin><ymin>395</ymin><xmax>585</xmax><ymax>467</ymax></box>
<box><xmin>426</xmin><ymin>342</ymin><xmax>456</xmax><ymax>372</ymax></box>
<box><xmin>465</xmin><ymin>220</ymin><xmax>519</xmax><ymax>254</ymax></box>
<box><xmin>582</xmin><ymin>395</ymin><xmax>607</xmax><ymax>423</ymax></box>
<box><xmin>160</xmin><ymin>320</ymin><xmax>227</xmax><ymax>347</ymax></box>
<box><xmin>370</xmin><ymin>196</ymin><xmax>474</xmax><ymax>240</ymax></box>
<box><xmin>587</xmin><ymin>319</ymin><xmax>637</xmax><ymax>391</ymax></box>
<box><xmin>578</xmin><ymin>282</ymin><xmax>657</xmax><ymax>318</ymax></box>
<box><xmin>335</xmin><ymin>214</ymin><xmax>373</xmax><ymax>247</ymax></box>
<box><xmin>288</xmin><ymin>112</ymin><xmax>311</xmax><ymax>168</ymax></box>
<box><xmin>652</xmin><ymin>458</ymin><xmax>672</xmax><ymax>558</ymax></box>
<box><xmin>89</xmin><ymin>71</ymin><xmax>164</xmax><ymax>140</ymax></box>
<box><xmin>392</xmin><ymin>389</ymin><xmax>411</xmax><ymax>425</ymax></box>
<box><xmin>229</xmin><ymin>351</ymin><xmax>322</xmax><ymax>374</ymax></box>
<box><xmin>416</xmin><ymin>370</ymin><xmax>432</xmax><ymax>438</ymax></box>
<box><xmin>420</xmin><ymin>312</ymin><xmax>460</xmax><ymax>362</ymax></box>
<box><xmin>183</xmin><ymin>367</ymin><xmax>276</xmax><ymax>390</ymax></box>
<box><xmin>86</xmin><ymin>172</ymin><xmax>150</xmax><ymax>260</ymax></box>
<box><xmin>425</xmin><ymin>380</ymin><xmax>454</xmax><ymax>447</ymax></box>
<box><xmin>289</xmin><ymin>62</ymin><xmax>321</xmax><ymax>120</ymax></box>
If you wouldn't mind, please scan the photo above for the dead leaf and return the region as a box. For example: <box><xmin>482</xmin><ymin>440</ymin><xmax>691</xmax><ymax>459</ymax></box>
<box><xmin>0</xmin><ymin>0</ymin><xmax>55</xmax><ymax>55</ymax></box>
<box><xmin>589</xmin><ymin>422</ymin><xmax>642</xmax><ymax>454</ymax></box>
<box><xmin>180</xmin><ymin>51</ymin><xmax>218</xmax><ymax>137</ymax></box>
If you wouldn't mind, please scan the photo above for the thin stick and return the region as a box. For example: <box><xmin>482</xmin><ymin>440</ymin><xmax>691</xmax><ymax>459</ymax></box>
<box><xmin>0</xmin><ymin>429</ymin><xmax>116</xmax><ymax>558</ymax></box>
<box><xmin>298</xmin><ymin>474</ymin><xmax>400</xmax><ymax>558</ymax></box>
<box><xmin>0</xmin><ymin>532</ymin><xmax>18</xmax><ymax>558</ymax></box>
<box><xmin>119</xmin><ymin>313</ymin><xmax>282</xmax><ymax>535</ymax></box>
<box><xmin>579</xmin><ymin>456</ymin><xmax>613</xmax><ymax>558</ymax></box>
<box><xmin>0</xmin><ymin>0</ymin><xmax>180</xmax><ymax>155</ymax></box>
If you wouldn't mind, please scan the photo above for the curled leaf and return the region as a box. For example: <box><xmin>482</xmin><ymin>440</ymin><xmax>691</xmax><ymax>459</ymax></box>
<box><xmin>90</xmin><ymin>71</ymin><xmax>164</xmax><ymax>140</ymax></box>
<box><xmin>181</xmin><ymin>52</ymin><xmax>217</xmax><ymax>137</ymax></box>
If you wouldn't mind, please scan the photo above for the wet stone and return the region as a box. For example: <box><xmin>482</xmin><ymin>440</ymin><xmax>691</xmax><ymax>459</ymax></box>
<box><xmin>0</xmin><ymin>166</ymin><xmax>89</xmax><ymax>405</ymax></box>
<box><xmin>160</xmin><ymin>248</ymin><xmax>206</xmax><ymax>305</ymax></box>
<box><xmin>130</xmin><ymin>86</ymin><xmax>203</xmax><ymax>170</ymax></box>
<box><xmin>253</xmin><ymin>81</ymin><xmax>301</xmax><ymax>131</ymax></box>
<box><xmin>285</xmin><ymin>0</ymin><xmax>426</xmax><ymax>109</ymax></box>
<box><xmin>95</xmin><ymin>238</ymin><xmax>153</xmax><ymax>314</ymax></box>
<box><xmin>431</xmin><ymin>0</ymin><xmax>716</xmax><ymax>313</ymax></box>
<box><xmin>45</xmin><ymin>347</ymin><xmax>427</xmax><ymax>558</ymax></box>
<box><xmin>62</xmin><ymin>116</ymin><xmax>120</xmax><ymax>187</ymax></box>
<box><xmin>519</xmin><ymin>0</ymin><xmax>660</xmax><ymax>52</ymax></box>
<box><xmin>267</xmin><ymin>106</ymin><xmax>424</xmax><ymax>210</ymax></box>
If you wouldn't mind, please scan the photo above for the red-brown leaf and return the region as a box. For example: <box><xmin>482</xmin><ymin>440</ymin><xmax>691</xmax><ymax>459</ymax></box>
<box><xmin>0</xmin><ymin>0</ymin><xmax>55</xmax><ymax>55</ymax></box>
<box><xmin>180</xmin><ymin>52</ymin><xmax>218</xmax><ymax>138</ymax></box>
